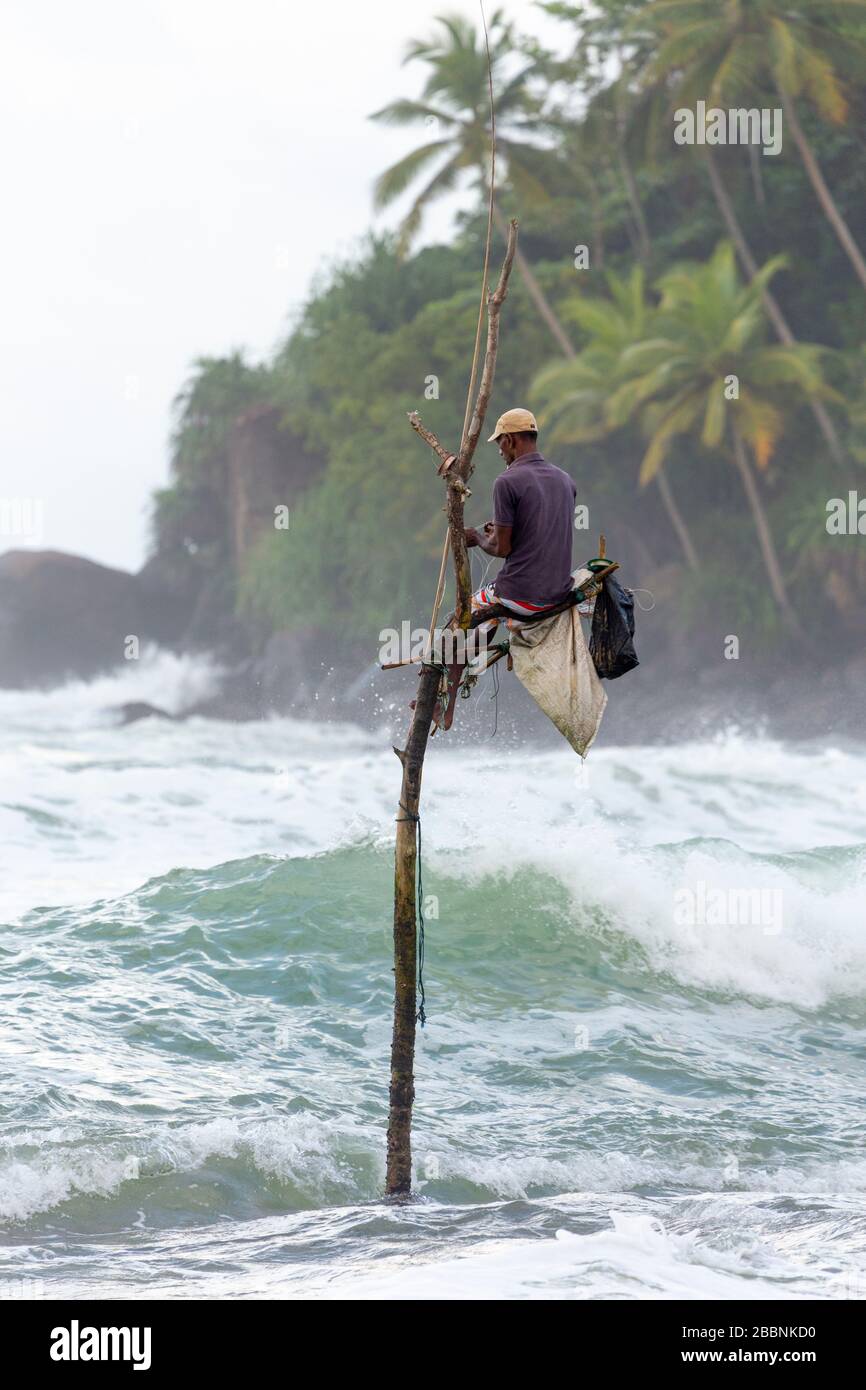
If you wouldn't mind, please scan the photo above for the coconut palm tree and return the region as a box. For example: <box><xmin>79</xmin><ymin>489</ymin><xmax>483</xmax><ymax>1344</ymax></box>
<box><xmin>635</xmin><ymin>0</ymin><xmax>866</xmax><ymax>292</ymax></box>
<box><xmin>170</xmin><ymin>353</ymin><xmax>267</xmax><ymax>487</ymax></box>
<box><xmin>607</xmin><ymin>243</ymin><xmax>835</xmax><ymax>627</ymax></box>
<box><xmin>370</xmin><ymin>10</ymin><xmax>578</xmax><ymax>358</ymax></box>
<box><xmin>536</xmin><ymin>5</ymin><xmax>656</xmax><ymax>262</ymax></box>
<box><xmin>704</xmin><ymin>145</ymin><xmax>845</xmax><ymax>461</ymax></box>
<box><xmin>532</xmin><ymin>266</ymin><xmax>699</xmax><ymax>568</ymax></box>
<box><xmin>611</xmin><ymin>6</ymin><xmax>847</xmax><ymax>462</ymax></box>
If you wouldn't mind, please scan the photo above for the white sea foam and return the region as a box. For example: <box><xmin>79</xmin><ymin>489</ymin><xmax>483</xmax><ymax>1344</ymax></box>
<box><xmin>0</xmin><ymin>645</ymin><xmax>224</xmax><ymax>731</ymax></box>
<box><xmin>5</xmin><ymin>1109</ymin><xmax>866</xmax><ymax>1225</ymax></box>
<box><xmin>444</xmin><ymin>814</ymin><xmax>866</xmax><ymax>1008</ymax></box>
<box><xmin>298</xmin><ymin>1220</ymin><xmax>826</xmax><ymax>1301</ymax></box>
<box><xmin>2</xmin><ymin>682</ymin><xmax>865</xmax><ymax>1008</ymax></box>
<box><xmin>2</xmin><ymin>669</ymin><xmax>865</xmax><ymax>1298</ymax></box>
<box><xmin>0</xmin><ymin>1114</ymin><xmax>379</xmax><ymax>1222</ymax></box>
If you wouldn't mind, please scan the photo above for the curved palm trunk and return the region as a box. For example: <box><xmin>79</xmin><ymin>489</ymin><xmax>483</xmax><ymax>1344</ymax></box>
<box><xmin>747</xmin><ymin>143</ymin><xmax>766</xmax><ymax>208</ymax></box>
<box><xmin>730</xmin><ymin>422</ymin><xmax>802</xmax><ymax>634</ymax></box>
<box><xmin>704</xmin><ymin>149</ymin><xmax>844</xmax><ymax>464</ymax></box>
<box><xmin>618</xmin><ymin>147</ymin><xmax>651</xmax><ymax>262</ymax></box>
<box><xmin>491</xmin><ymin>200</ymin><xmax>698</xmax><ymax>570</ymax></box>
<box><xmin>588</xmin><ymin>174</ymin><xmax>605</xmax><ymax>269</ymax></box>
<box><xmin>491</xmin><ymin>201</ymin><xmax>576</xmax><ymax>358</ymax></box>
<box><xmin>655</xmin><ymin>465</ymin><xmax>698</xmax><ymax>570</ymax></box>
<box><xmin>777</xmin><ymin>88</ymin><xmax>866</xmax><ymax>293</ymax></box>
<box><xmin>614</xmin><ymin>52</ymin><xmax>651</xmax><ymax>263</ymax></box>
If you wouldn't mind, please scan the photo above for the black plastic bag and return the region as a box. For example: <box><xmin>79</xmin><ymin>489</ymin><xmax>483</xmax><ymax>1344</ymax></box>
<box><xmin>589</xmin><ymin>574</ymin><xmax>639</xmax><ymax>680</ymax></box>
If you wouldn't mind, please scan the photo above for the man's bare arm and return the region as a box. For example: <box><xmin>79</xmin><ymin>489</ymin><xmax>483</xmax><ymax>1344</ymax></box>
<box><xmin>465</xmin><ymin>522</ymin><xmax>512</xmax><ymax>558</ymax></box>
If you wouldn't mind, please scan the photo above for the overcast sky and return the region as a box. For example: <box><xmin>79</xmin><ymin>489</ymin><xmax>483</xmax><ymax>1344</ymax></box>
<box><xmin>0</xmin><ymin>0</ymin><xmax>562</xmax><ymax>571</ymax></box>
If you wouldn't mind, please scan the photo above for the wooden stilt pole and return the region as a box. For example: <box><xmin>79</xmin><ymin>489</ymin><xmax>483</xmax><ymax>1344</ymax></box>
<box><xmin>385</xmin><ymin>219</ymin><xmax>518</xmax><ymax>1198</ymax></box>
<box><xmin>386</xmin><ymin>661</ymin><xmax>441</xmax><ymax>1197</ymax></box>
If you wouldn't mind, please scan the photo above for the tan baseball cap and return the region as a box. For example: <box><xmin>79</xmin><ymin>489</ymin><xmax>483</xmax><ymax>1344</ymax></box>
<box><xmin>487</xmin><ymin>407</ymin><xmax>538</xmax><ymax>442</ymax></box>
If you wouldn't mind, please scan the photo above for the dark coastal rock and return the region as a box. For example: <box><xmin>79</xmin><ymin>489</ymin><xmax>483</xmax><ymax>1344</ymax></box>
<box><xmin>114</xmin><ymin>701</ymin><xmax>180</xmax><ymax>725</ymax></box>
<box><xmin>0</xmin><ymin>550</ymin><xmax>156</xmax><ymax>689</ymax></box>
<box><xmin>134</xmin><ymin>556</ymin><xmax>198</xmax><ymax>648</ymax></box>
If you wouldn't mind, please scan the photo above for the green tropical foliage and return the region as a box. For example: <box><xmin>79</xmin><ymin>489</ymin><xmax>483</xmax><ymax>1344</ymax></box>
<box><xmin>150</xmin><ymin>1</ymin><xmax>866</xmax><ymax>665</ymax></box>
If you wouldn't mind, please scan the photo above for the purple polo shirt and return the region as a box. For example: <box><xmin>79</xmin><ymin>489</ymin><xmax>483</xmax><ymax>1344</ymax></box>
<box><xmin>492</xmin><ymin>451</ymin><xmax>576</xmax><ymax>606</ymax></box>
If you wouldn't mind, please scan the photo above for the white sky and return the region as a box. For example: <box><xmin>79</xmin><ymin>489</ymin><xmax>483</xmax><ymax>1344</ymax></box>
<box><xmin>0</xmin><ymin>0</ymin><xmax>563</xmax><ymax>570</ymax></box>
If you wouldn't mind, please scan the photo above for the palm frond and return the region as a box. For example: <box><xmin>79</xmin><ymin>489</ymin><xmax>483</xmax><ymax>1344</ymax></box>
<box><xmin>372</xmin><ymin>141</ymin><xmax>453</xmax><ymax>210</ymax></box>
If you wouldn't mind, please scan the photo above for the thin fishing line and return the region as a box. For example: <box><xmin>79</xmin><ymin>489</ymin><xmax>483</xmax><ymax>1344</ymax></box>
<box><xmin>631</xmin><ymin>587</ymin><xmax>656</xmax><ymax>611</ymax></box>
<box><xmin>397</xmin><ymin>800</ymin><xmax>426</xmax><ymax>1026</ymax></box>
<box><xmin>425</xmin><ymin>0</ymin><xmax>497</xmax><ymax>646</ymax></box>
<box><xmin>489</xmin><ymin>659</ymin><xmax>500</xmax><ymax>738</ymax></box>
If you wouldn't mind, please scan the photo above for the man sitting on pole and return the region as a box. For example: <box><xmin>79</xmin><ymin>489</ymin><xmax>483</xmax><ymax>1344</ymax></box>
<box><xmin>464</xmin><ymin>407</ymin><xmax>577</xmax><ymax>617</ymax></box>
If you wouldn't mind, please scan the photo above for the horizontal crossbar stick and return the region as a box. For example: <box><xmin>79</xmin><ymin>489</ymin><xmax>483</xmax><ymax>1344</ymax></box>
<box><xmin>466</xmin><ymin>562</ymin><xmax>620</xmax><ymax>629</ymax></box>
<box><xmin>381</xmin><ymin>563</ymin><xmax>620</xmax><ymax>670</ymax></box>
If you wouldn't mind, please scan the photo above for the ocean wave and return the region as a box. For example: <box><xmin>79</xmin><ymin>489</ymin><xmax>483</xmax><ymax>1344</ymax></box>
<box><xmin>310</xmin><ymin>1219</ymin><xmax>819</xmax><ymax>1302</ymax></box>
<box><xmin>6</xmin><ymin>1105</ymin><xmax>866</xmax><ymax>1226</ymax></box>
<box><xmin>11</xmin><ymin>812</ymin><xmax>866</xmax><ymax>1015</ymax></box>
<box><xmin>0</xmin><ymin>1114</ymin><xmax>382</xmax><ymax>1223</ymax></box>
<box><xmin>0</xmin><ymin>645</ymin><xmax>225</xmax><ymax>729</ymax></box>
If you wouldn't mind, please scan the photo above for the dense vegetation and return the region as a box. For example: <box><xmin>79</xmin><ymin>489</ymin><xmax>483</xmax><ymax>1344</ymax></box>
<box><xmin>151</xmin><ymin>1</ymin><xmax>866</xmax><ymax>667</ymax></box>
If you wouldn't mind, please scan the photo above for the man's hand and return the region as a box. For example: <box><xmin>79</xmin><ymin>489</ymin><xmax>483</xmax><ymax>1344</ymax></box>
<box><xmin>478</xmin><ymin>522</ymin><xmax>511</xmax><ymax>556</ymax></box>
<box><xmin>467</xmin><ymin>521</ymin><xmax>512</xmax><ymax>558</ymax></box>
<box><xmin>465</xmin><ymin>521</ymin><xmax>495</xmax><ymax>549</ymax></box>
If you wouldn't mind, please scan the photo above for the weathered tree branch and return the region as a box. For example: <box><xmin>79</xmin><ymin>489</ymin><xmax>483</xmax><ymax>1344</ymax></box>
<box><xmin>458</xmin><ymin>218</ymin><xmax>519</xmax><ymax>485</ymax></box>
<box><xmin>409</xmin><ymin>218</ymin><xmax>519</xmax><ymax>631</ymax></box>
<box><xmin>407</xmin><ymin>413</ymin><xmax>454</xmax><ymax>472</ymax></box>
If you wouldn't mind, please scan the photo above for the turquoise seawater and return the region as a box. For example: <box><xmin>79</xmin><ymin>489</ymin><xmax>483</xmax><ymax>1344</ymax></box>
<box><xmin>1</xmin><ymin>653</ymin><xmax>865</xmax><ymax>1299</ymax></box>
